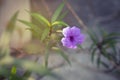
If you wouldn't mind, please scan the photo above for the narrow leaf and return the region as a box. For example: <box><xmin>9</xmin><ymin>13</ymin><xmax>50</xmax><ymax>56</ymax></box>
<box><xmin>11</xmin><ymin>66</ymin><xmax>17</xmax><ymax>75</ymax></box>
<box><xmin>100</xmin><ymin>61</ymin><xmax>109</xmax><ymax>68</ymax></box>
<box><xmin>51</xmin><ymin>3</ymin><xmax>64</xmax><ymax>23</ymax></box>
<box><xmin>52</xmin><ymin>21</ymin><xmax>68</xmax><ymax>27</ymax></box>
<box><xmin>97</xmin><ymin>54</ymin><xmax>101</xmax><ymax>68</ymax></box>
<box><xmin>58</xmin><ymin>11</ymin><xmax>68</xmax><ymax>20</ymax></box>
<box><xmin>18</xmin><ymin>20</ymin><xmax>37</xmax><ymax>28</ymax></box>
<box><xmin>41</xmin><ymin>28</ymin><xmax>50</xmax><ymax>41</ymax></box>
<box><xmin>105</xmin><ymin>33</ymin><xmax>120</xmax><ymax>39</ymax></box>
<box><xmin>87</xmin><ymin>30</ymin><xmax>98</xmax><ymax>44</ymax></box>
<box><xmin>91</xmin><ymin>47</ymin><xmax>97</xmax><ymax>62</ymax></box>
<box><xmin>31</xmin><ymin>13</ymin><xmax>50</xmax><ymax>27</ymax></box>
<box><xmin>19</xmin><ymin>20</ymin><xmax>41</xmax><ymax>39</ymax></box>
<box><xmin>89</xmin><ymin>43</ymin><xmax>96</xmax><ymax>51</ymax></box>
<box><xmin>6</xmin><ymin>11</ymin><xmax>19</xmax><ymax>33</ymax></box>
<box><xmin>45</xmin><ymin>52</ymin><xmax>49</xmax><ymax>68</ymax></box>
<box><xmin>0</xmin><ymin>56</ymin><xmax>50</xmax><ymax>76</ymax></box>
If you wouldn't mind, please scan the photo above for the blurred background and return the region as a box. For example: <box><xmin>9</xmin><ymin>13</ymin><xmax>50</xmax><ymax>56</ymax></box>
<box><xmin>0</xmin><ymin>0</ymin><xmax>120</xmax><ymax>80</ymax></box>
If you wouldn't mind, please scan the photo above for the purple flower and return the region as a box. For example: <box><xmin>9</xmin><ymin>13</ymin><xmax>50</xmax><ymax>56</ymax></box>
<box><xmin>61</xmin><ymin>26</ymin><xmax>85</xmax><ymax>49</ymax></box>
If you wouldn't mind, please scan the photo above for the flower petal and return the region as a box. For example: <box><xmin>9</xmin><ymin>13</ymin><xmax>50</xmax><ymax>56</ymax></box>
<box><xmin>61</xmin><ymin>37</ymin><xmax>77</xmax><ymax>49</ymax></box>
<box><xmin>77</xmin><ymin>34</ymin><xmax>85</xmax><ymax>44</ymax></box>
<box><xmin>71</xmin><ymin>26</ymin><xmax>81</xmax><ymax>36</ymax></box>
<box><xmin>62</xmin><ymin>27</ymin><xmax>71</xmax><ymax>37</ymax></box>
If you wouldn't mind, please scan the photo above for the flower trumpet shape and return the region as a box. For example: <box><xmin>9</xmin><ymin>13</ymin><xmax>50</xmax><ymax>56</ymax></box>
<box><xmin>61</xmin><ymin>26</ymin><xmax>85</xmax><ymax>49</ymax></box>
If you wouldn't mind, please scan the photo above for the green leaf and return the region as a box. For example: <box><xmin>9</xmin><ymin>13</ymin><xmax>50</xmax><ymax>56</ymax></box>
<box><xmin>58</xmin><ymin>11</ymin><xmax>68</xmax><ymax>20</ymax></box>
<box><xmin>98</xmin><ymin>27</ymin><xmax>108</xmax><ymax>38</ymax></box>
<box><xmin>11</xmin><ymin>66</ymin><xmax>17</xmax><ymax>75</ymax></box>
<box><xmin>45</xmin><ymin>52</ymin><xmax>49</xmax><ymax>68</ymax></box>
<box><xmin>57</xmin><ymin>50</ymin><xmax>71</xmax><ymax>65</ymax></box>
<box><xmin>41</xmin><ymin>28</ymin><xmax>50</xmax><ymax>41</ymax></box>
<box><xmin>91</xmin><ymin>48</ymin><xmax>97</xmax><ymax>62</ymax></box>
<box><xmin>6</xmin><ymin>11</ymin><xmax>19</xmax><ymax>33</ymax></box>
<box><xmin>18</xmin><ymin>20</ymin><xmax>37</xmax><ymax>29</ymax></box>
<box><xmin>51</xmin><ymin>3</ymin><xmax>64</xmax><ymax>23</ymax></box>
<box><xmin>0</xmin><ymin>56</ymin><xmax>50</xmax><ymax>76</ymax></box>
<box><xmin>52</xmin><ymin>21</ymin><xmax>68</xmax><ymax>27</ymax></box>
<box><xmin>9</xmin><ymin>66</ymin><xmax>17</xmax><ymax>80</ymax></box>
<box><xmin>23</xmin><ymin>71</ymin><xmax>31</xmax><ymax>79</ymax></box>
<box><xmin>89</xmin><ymin>43</ymin><xmax>96</xmax><ymax>51</ymax></box>
<box><xmin>105</xmin><ymin>33</ymin><xmax>120</xmax><ymax>39</ymax></box>
<box><xmin>87</xmin><ymin>30</ymin><xmax>98</xmax><ymax>44</ymax></box>
<box><xmin>96</xmin><ymin>54</ymin><xmax>101</xmax><ymax>68</ymax></box>
<box><xmin>19</xmin><ymin>20</ymin><xmax>41</xmax><ymax>39</ymax></box>
<box><xmin>100</xmin><ymin>61</ymin><xmax>109</xmax><ymax>68</ymax></box>
<box><xmin>31</xmin><ymin>13</ymin><xmax>50</xmax><ymax>27</ymax></box>
<box><xmin>102</xmin><ymin>38</ymin><xmax>118</xmax><ymax>45</ymax></box>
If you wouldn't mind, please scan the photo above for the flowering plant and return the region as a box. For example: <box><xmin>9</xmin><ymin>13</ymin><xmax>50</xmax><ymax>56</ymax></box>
<box><xmin>0</xmin><ymin>3</ymin><xmax>85</xmax><ymax>80</ymax></box>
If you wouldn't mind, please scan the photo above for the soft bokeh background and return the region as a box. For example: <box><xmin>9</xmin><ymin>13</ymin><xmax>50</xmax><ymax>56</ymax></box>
<box><xmin>0</xmin><ymin>0</ymin><xmax>120</xmax><ymax>80</ymax></box>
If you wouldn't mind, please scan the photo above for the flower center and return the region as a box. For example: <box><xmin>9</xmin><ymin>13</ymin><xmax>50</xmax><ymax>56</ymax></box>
<box><xmin>70</xmin><ymin>36</ymin><xmax>74</xmax><ymax>42</ymax></box>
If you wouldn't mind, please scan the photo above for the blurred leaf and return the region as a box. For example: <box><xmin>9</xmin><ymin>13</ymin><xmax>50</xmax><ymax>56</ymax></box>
<box><xmin>41</xmin><ymin>28</ymin><xmax>50</xmax><ymax>41</ymax></box>
<box><xmin>0</xmin><ymin>32</ymin><xmax>11</xmax><ymax>56</ymax></box>
<box><xmin>23</xmin><ymin>71</ymin><xmax>32</xmax><ymax>79</ymax></box>
<box><xmin>98</xmin><ymin>27</ymin><xmax>108</xmax><ymax>38</ymax></box>
<box><xmin>97</xmin><ymin>54</ymin><xmax>101</xmax><ymax>68</ymax></box>
<box><xmin>19</xmin><ymin>20</ymin><xmax>37</xmax><ymax>29</ymax></box>
<box><xmin>0</xmin><ymin>56</ymin><xmax>50</xmax><ymax>76</ymax></box>
<box><xmin>100</xmin><ymin>61</ymin><xmax>109</xmax><ymax>68</ymax></box>
<box><xmin>9</xmin><ymin>66</ymin><xmax>17</xmax><ymax>80</ymax></box>
<box><xmin>58</xmin><ymin>11</ymin><xmax>68</xmax><ymax>20</ymax></box>
<box><xmin>52</xmin><ymin>21</ymin><xmax>68</xmax><ymax>27</ymax></box>
<box><xmin>31</xmin><ymin>13</ymin><xmax>50</xmax><ymax>27</ymax></box>
<box><xmin>0</xmin><ymin>67</ymin><xmax>10</xmax><ymax>77</ymax></box>
<box><xmin>6</xmin><ymin>11</ymin><xmax>19</xmax><ymax>33</ymax></box>
<box><xmin>11</xmin><ymin>66</ymin><xmax>17</xmax><ymax>75</ymax></box>
<box><xmin>89</xmin><ymin>43</ymin><xmax>96</xmax><ymax>51</ymax></box>
<box><xmin>105</xmin><ymin>33</ymin><xmax>120</xmax><ymax>39</ymax></box>
<box><xmin>87</xmin><ymin>30</ymin><xmax>98</xmax><ymax>44</ymax></box>
<box><xmin>45</xmin><ymin>52</ymin><xmax>49</xmax><ymax>68</ymax></box>
<box><xmin>102</xmin><ymin>38</ymin><xmax>118</xmax><ymax>45</ymax></box>
<box><xmin>57</xmin><ymin>50</ymin><xmax>71</xmax><ymax>65</ymax></box>
<box><xmin>51</xmin><ymin>3</ymin><xmax>64</xmax><ymax>23</ymax></box>
<box><xmin>110</xmin><ymin>44</ymin><xmax>117</xmax><ymax>55</ymax></box>
<box><xmin>91</xmin><ymin>47</ymin><xmax>97</xmax><ymax>62</ymax></box>
<box><xmin>19</xmin><ymin>20</ymin><xmax>41</xmax><ymax>39</ymax></box>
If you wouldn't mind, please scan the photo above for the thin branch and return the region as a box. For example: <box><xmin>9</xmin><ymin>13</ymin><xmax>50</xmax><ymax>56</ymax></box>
<box><xmin>41</xmin><ymin>0</ymin><xmax>52</xmax><ymax>19</ymax></box>
<box><xmin>63</xmin><ymin>0</ymin><xmax>88</xmax><ymax>31</ymax></box>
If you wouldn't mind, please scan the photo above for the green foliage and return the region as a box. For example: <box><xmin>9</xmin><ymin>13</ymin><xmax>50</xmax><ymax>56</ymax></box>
<box><xmin>52</xmin><ymin>21</ymin><xmax>69</xmax><ymax>27</ymax></box>
<box><xmin>0</xmin><ymin>2</ymin><xmax>70</xmax><ymax>80</ymax></box>
<box><xmin>88</xmin><ymin>28</ymin><xmax>120</xmax><ymax>71</ymax></box>
<box><xmin>18</xmin><ymin>20</ymin><xmax>41</xmax><ymax>39</ymax></box>
<box><xmin>6</xmin><ymin>11</ymin><xmax>19</xmax><ymax>33</ymax></box>
<box><xmin>19</xmin><ymin>2</ymin><xmax>70</xmax><ymax>70</ymax></box>
<box><xmin>41</xmin><ymin>27</ymin><xmax>50</xmax><ymax>41</ymax></box>
<box><xmin>51</xmin><ymin>3</ymin><xmax>65</xmax><ymax>23</ymax></box>
<box><xmin>30</xmin><ymin>12</ymin><xmax>51</xmax><ymax>27</ymax></box>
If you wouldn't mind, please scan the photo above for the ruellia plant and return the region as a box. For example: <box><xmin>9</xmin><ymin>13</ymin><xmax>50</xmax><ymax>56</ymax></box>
<box><xmin>88</xmin><ymin>27</ymin><xmax>120</xmax><ymax>72</ymax></box>
<box><xmin>0</xmin><ymin>3</ymin><xmax>85</xmax><ymax>80</ymax></box>
<box><xmin>0</xmin><ymin>11</ymin><xmax>50</xmax><ymax>80</ymax></box>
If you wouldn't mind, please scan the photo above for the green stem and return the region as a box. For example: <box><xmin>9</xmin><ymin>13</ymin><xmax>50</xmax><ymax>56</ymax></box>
<box><xmin>44</xmin><ymin>41</ymin><xmax>50</xmax><ymax>68</ymax></box>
